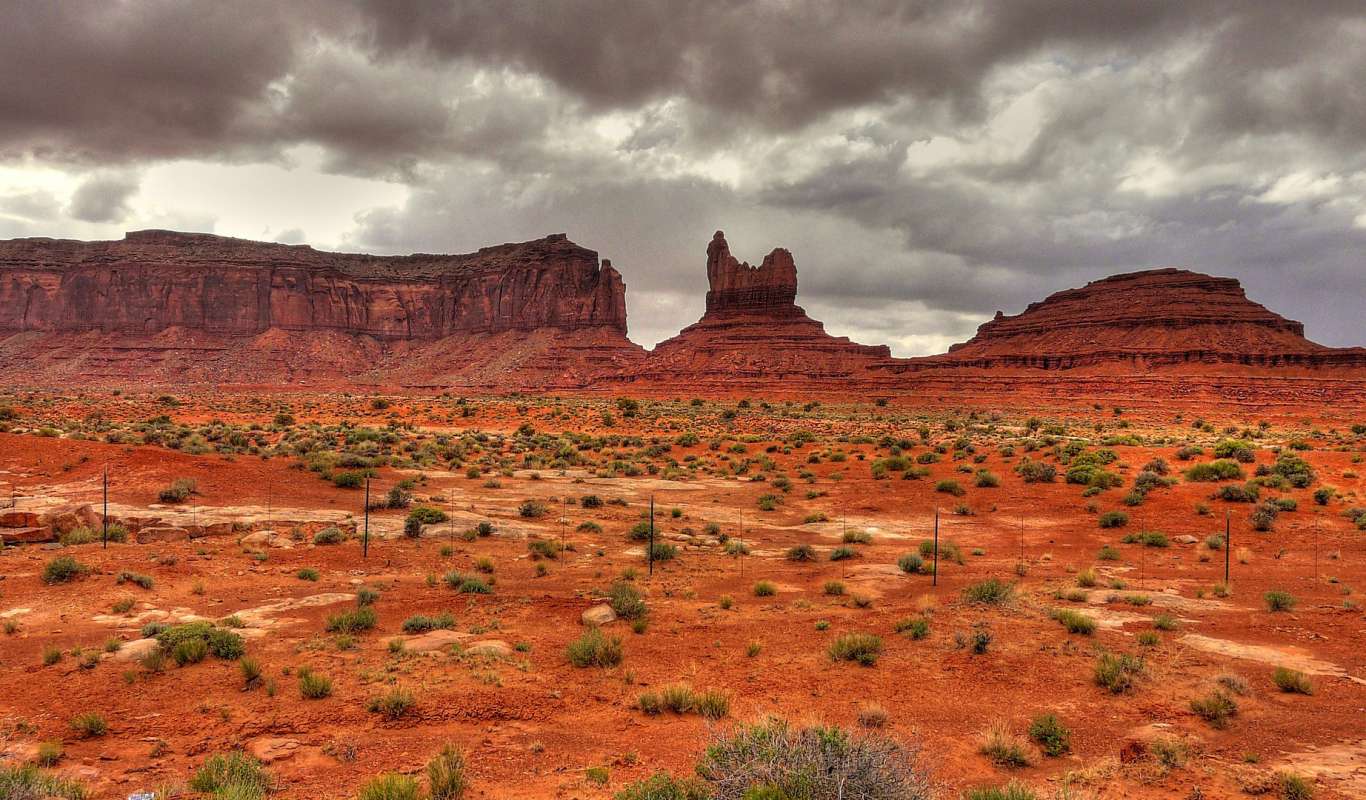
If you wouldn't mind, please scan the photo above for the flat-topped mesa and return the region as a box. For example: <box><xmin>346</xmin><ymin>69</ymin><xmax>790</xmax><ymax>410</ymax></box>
<box><xmin>0</xmin><ymin>230</ymin><xmax>628</xmax><ymax>339</ymax></box>
<box><xmin>0</xmin><ymin>230</ymin><xmax>643</xmax><ymax>387</ymax></box>
<box><xmin>704</xmin><ymin>231</ymin><xmax>800</xmax><ymax>315</ymax></box>
<box><xmin>915</xmin><ymin>267</ymin><xmax>1366</xmax><ymax>370</ymax></box>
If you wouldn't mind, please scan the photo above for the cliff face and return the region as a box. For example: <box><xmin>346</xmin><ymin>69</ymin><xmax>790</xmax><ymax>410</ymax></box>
<box><xmin>632</xmin><ymin>232</ymin><xmax>894</xmax><ymax>385</ymax></box>
<box><xmin>0</xmin><ymin>230</ymin><xmax>627</xmax><ymax>339</ymax></box>
<box><xmin>0</xmin><ymin>230</ymin><xmax>642</xmax><ymax>387</ymax></box>
<box><xmin>906</xmin><ymin>268</ymin><xmax>1366</xmax><ymax>371</ymax></box>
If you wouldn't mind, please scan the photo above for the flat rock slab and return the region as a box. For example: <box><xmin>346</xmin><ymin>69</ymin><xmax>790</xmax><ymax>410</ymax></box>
<box><xmin>466</xmin><ymin>639</ymin><xmax>513</xmax><ymax>658</ymax></box>
<box><xmin>1275</xmin><ymin>739</ymin><xmax>1366</xmax><ymax>796</ymax></box>
<box><xmin>401</xmin><ymin>629</ymin><xmax>470</xmax><ymax>653</ymax></box>
<box><xmin>247</xmin><ymin>737</ymin><xmax>303</xmax><ymax>764</ymax></box>
<box><xmin>0</xmin><ymin>526</ymin><xmax>52</xmax><ymax>544</ymax></box>
<box><xmin>1179</xmin><ymin>633</ymin><xmax>1365</xmax><ymax>683</ymax></box>
<box><xmin>136</xmin><ymin>526</ymin><xmax>189</xmax><ymax>544</ymax></box>
<box><xmin>230</xmin><ymin>593</ymin><xmax>354</xmax><ymax>628</ymax></box>
<box><xmin>105</xmin><ymin>638</ymin><xmax>159</xmax><ymax>662</ymax></box>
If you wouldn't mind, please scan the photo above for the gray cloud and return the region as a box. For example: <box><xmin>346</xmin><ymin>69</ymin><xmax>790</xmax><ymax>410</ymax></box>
<box><xmin>66</xmin><ymin>173</ymin><xmax>140</xmax><ymax>223</ymax></box>
<box><xmin>1</xmin><ymin>1</ymin><xmax>1364</xmax><ymax>352</ymax></box>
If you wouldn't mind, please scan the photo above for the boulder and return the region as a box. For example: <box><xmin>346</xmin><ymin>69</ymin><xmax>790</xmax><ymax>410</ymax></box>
<box><xmin>0</xmin><ymin>510</ymin><xmax>40</xmax><ymax>528</ymax></box>
<box><xmin>0</xmin><ymin>526</ymin><xmax>53</xmax><ymax>544</ymax></box>
<box><xmin>246</xmin><ymin>737</ymin><xmax>302</xmax><ymax>764</ymax></box>
<box><xmin>1174</xmin><ymin>535</ymin><xmax>1199</xmax><ymax>545</ymax></box>
<box><xmin>466</xmin><ymin>639</ymin><xmax>513</xmax><ymax>658</ymax></box>
<box><xmin>581</xmin><ymin>603</ymin><xmax>617</xmax><ymax>626</ymax></box>
<box><xmin>106</xmin><ymin>638</ymin><xmax>160</xmax><ymax>662</ymax></box>
<box><xmin>39</xmin><ymin>504</ymin><xmax>102</xmax><ymax>535</ymax></box>
<box><xmin>402</xmin><ymin>629</ymin><xmax>468</xmax><ymax>654</ymax></box>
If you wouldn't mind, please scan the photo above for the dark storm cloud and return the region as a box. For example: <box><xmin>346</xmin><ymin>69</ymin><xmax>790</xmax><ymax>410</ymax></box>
<box><xmin>1</xmin><ymin>1</ymin><xmax>1364</xmax><ymax>352</ymax></box>
<box><xmin>66</xmin><ymin>173</ymin><xmax>140</xmax><ymax>223</ymax></box>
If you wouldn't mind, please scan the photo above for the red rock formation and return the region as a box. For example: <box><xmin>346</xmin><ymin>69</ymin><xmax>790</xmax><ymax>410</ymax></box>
<box><xmin>631</xmin><ymin>232</ymin><xmax>893</xmax><ymax>386</ymax></box>
<box><xmin>0</xmin><ymin>230</ymin><xmax>642</xmax><ymax>387</ymax></box>
<box><xmin>900</xmin><ymin>268</ymin><xmax>1366</xmax><ymax>371</ymax></box>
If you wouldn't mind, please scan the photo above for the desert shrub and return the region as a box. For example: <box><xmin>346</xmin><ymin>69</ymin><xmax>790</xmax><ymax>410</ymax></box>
<box><xmin>1190</xmin><ymin>690</ymin><xmax>1238</xmax><ymax>728</ymax></box>
<box><xmin>613</xmin><ymin>773</ymin><xmax>709</xmax><ymax>800</ymax></box>
<box><xmin>1096</xmin><ymin>545</ymin><xmax>1120</xmax><ymax>560</ymax></box>
<box><xmin>1184</xmin><ymin>460</ymin><xmax>1244</xmax><ymax>482</ymax></box>
<box><xmin>962</xmin><ymin>579</ymin><xmax>1014</xmax><ymax>605</ymax></box>
<box><xmin>567</xmin><ymin>628</ymin><xmax>623</xmax><ymax>668</ymax></box>
<box><xmin>1153</xmin><ymin>614</ymin><xmax>1179</xmax><ymax>631</ymax></box>
<box><xmin>518</xmin><ymin>499</ymin><xmax>549</xmax><ymax>518</ymax></box>
<box><xmin>897</xmin><ymin>553</ymin><xmax>926</xmax><ymax>574</ymax></box>
<box><xmin>444</xmin><ymin>573</ymin><xmax>492</xmax><ymax>594</ymax></box>
<box><xmin>786</xmin><ymin>544</ymin><xmax>816</xmax><ymax>562</ymax></box>
<box><xmin>935</xmin><ymin>479</ymin><xmax>966</xmax><ymax>497</ymax></box>
<box><xmin>1271</xmin><ymin>452</ymin><xmax>1315</xmax><ymax>488</ymax></box>
<box><xmin>1264</xmin><ymin>590</ymin><xmax>1296</xmax><ymax>612</ymax></box>
<box><xmin>1277</xmin><ymin>772</ymin><xmax>1314</xmax><ymax>800</ymax></box>
<box><xmin>1272</xmin><ymin>667</ymin><xmax>1314</xmax><ymax>695</ymax></box>
<box><xmin>1014</xmin><ymin>459</ymin><xmax>1056</xmax><ymax>483</ymax></box>
<box><xmin>894</xmin><ymin>617</ymin><xmax>931</xmax><ymax>640</ymax></box>
<box><xmin>975</xmin><ymin>470</ymin><xmax>1000</xmax><ymax>488</ymax></box>
<box><xmin>1213</xmin><ymin>439</ymin><xmax>1256</xmax><ymax>462</ymax></box>
<box><xmin>189</xmin><ymin>751</ymin><xmax>270</xmax><ymax>799</ymax></box>
<box><xmin>358</xmin><ymin>773</ymin><xmax>421</xmax><ymax>800</ymax></box>
<box><xmin>1027</xmin><ymin>714</ymin><xmax>1070</xmax><ymax>756</ymax></box>
<box><xmin>70</xmin><ymin>712</ymin><xmax>107</xmax><ymax>738</ymax></box>
<box><xmin>962</xmin><ymin>783</ymin><xmax>1037</xmax><ymax>800</ymax></box>
<box><xmin>172</xmin><ymin>637</ymin><xmax>209</xmax><ymax>666</ymax></box>
<box><xmin>239</xmin><ymin>657</ymin><xmax>262</xmax><ymax>689</ymax></box>
<box><xmin>297</xmin><ymin>667</ymin><xmax>332</xmax><ymax>699</ymax></box>
<box><xmin>402</xmin><ymin>613</ymin><xmax>455</xmax><ymax>633</ymax></box>
<box><xmin>694</xmin><ymin>689</ymin><xmax>731</xmax><ymax>720</ymax></box>
<box><xmin>313</xmin><ymin>527</ymin><xmax>344</xmax><ymax>544</ymax></box>
<box><xmin>367</xmin><ymin>687</ymin><xmax>416</xmax><ymax>720</ymax></box>
<box><xmin>325</xmin><ymin>606</ymin><xmax>377</xmax><ymax>633</ymax></box>
<box><xmin>828</xmin><ymin>632</ymin><xmax>883</xmax><ymax>666</ymax></box>
<box><xmin>527</xmin><ymin>538</ymin><xmax>563</xmax><ymax>560</ymax></box>
<box><xmin>0</xmin><ymin>764</ymin><xmax>88</xmax><ymax>800</ymax></box>
<box><xmin>694</xmin><ymin>718</ymin><xmax>931</xmax><ymax>800</ymax></box>
<box><xmin>1052</xmin><ymin>609</ymin><xmax>1096</xmax><ymax>635</ymax></box>
<box><xmin>357</xmin><ymin>586</ymin><xmax>381</xmax><ymax>606</ymax></box>
<box><xmin>648</xmin><ymin>542</ymin><xmax>678</xmax><ymax>561</ymax></box>
<box><xmin>829</xmin><ymin>545</ymin><xmax>857</xmax><ymax>561</ymax></box>
<box><xmin>842</xmin><ymin>529</ymin><xmax>872</xmax><ymax>544</ymax></box>
<box><xmin>1097</xmin><ymin>511</ymin><xmax>1128</xmax><ymax>529</ymax></box>
<box><xmin>157</xmin><ymin>622</ymin><xmax>245</xmax><ymax>661</ymax></box>
<box><xmin>977</xmin><ymin>720</ymin><xmax>1033</xmax><ymax>767</ymax></box>
<box><xmin>609</xmin><ymin>582</ymin><xmax>648</xmax><ymax>620</ymax></box>
<box><xmin>159</xmin><ymin>478</ymin><xmax>198</xmax><ymax>503</ymax></box>
<box><xmin>42</xmin><ymin>556</ymin><xmax>90</xmax><ymax>584</ymax></box>
<box><xmin>753</xmin><ymin>581</ymin><xmax>777</xmax><ymax>597</ymax></box>
<box><xmin>427</xmin><ymin>744</ymin><xmax>468</xmax><ymax>800</ymax></box>
<box><xmin>1094</xmin><ymin>652</ymin><xmax>1144</xmax><ymax>693</ymax></box>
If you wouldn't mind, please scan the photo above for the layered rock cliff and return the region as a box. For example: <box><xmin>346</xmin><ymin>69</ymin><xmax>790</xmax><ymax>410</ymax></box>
<box><xmin>899</xmin><ymin>268</ymin><xmax>1366</xmax><ymax>371</ymax></box>
<box><xmin>632</xmin><ymin>232</ymin><xmax>894</xmax><ymax>385</ymax></box>
<box><xmin>0</xmin><ymin>230</ymin><xmax>642</xmax><ymax>386</ymax></box>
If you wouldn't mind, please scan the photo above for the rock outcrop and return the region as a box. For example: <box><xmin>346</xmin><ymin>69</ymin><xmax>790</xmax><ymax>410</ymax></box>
<box><xmin>0</xmin><ymin>230</ymin><xmax>643</xmax><ymax>387</ymax></box>
<box><xmin>901</xmin><ymin>268</ymin><xmax>1366</xmax><ymax>371</ymax></box>
<box><xmin>631</xmin><ymin>232</ymin><xmax>894</xmax><ymax>386</ymax></box>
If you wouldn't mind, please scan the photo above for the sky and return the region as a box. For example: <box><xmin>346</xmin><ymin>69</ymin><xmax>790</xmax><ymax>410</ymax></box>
<box><xmin>2</xmin><ymin>1</ymin><xmax>1364</xmax><ymax>354</ymax></box>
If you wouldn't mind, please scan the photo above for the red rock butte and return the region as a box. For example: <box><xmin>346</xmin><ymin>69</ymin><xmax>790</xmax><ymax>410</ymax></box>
<box><xmin>1</xmin><ymin>228</ymin><xmax>1365</xmax><ymax>400</ymax></box>
<box><xmin>630</xmin><ymin>231</ymin><xmax>893</xmax><ymax>386</ymax></box>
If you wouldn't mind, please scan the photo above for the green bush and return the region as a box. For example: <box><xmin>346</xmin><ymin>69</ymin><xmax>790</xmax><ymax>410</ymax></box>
<box><xmin>367</xmin><ymin>687</ymin><xmax>416</xmax><ymax>720</ymax></box>
<box><xmin>608</xmin><ymin>582</ymin><xmax>648</xmax><ymax>620</ymax></box>
<box><xmin>613</xmin><ymin>773</ymin><xmax>709</xmax><ymax>800</ymax></box>
<box><xmin>1264</xmin><ymin>590</ymin><xmax>1296</xmax><ymax>612</ymax></box>
<box><xmin>695</xmin><ymin>719</ymin><xmax>929</xmax><ymax>799</ymax></box>
<box><xmin>567</xmin><ymin>628</ymin><xmax>623</xmax><ymax>668</ymax></box>
<box><xmin>156</xmin><ymin>622</ymin><xmax>245</xmax><ymax>661</ymax></box>
<box><xmin>962</xmin><ymin>579</ymin><xmax>1014</xmax><ymax>605</ymax></box>
<box><xmin>42</xmin><ymin>556</ymin><xmax>90</xmax><ymax>584</ymax></box>
<box><xmin>313</xmin><ymin>527</ymin><xmax>345</xmax><ymax>545</ymax></box>
<box><xmin>1052</xmin><ymin>609</ymin><xmax>1096</xmax><ymax>635</ymax></box>
<box><xmin>357</xmin><ymin>773</ymin><xmax>421</xmax><ymax>800</ymax></box>
<box><xmin>1094</xmin><ymin>652</ymin><xmax>1144</xmax><ymax>693</ymax></box>
<box><xmin>935</xmin><ymin>479</ymin><xmax>966</xmax><ymax>497</ymax></box>
<box><xmin>828</xmin><ymin>632</ymin><xmax>883</xmax><ymax>666</ymax></box>
<box><xmin>786</xmin><ymin>544</ymin><xmax>816</xmax><ymax>562</ymax></box>
<box><xmin>1097</xmin><ymin>511</ymin><xmax>1129</xmax><ymax>529</ymax></box>
<box><xmin>1190</xmin><ymin>690</ymin><xmax>1238</xmax><ymax>728</ymax></box>
<box><xmin>1027</xmin><ymin>714</ymin><xmax>1070</xmax><ymax>756</ymax></box>
<box><xmin>189</xmin><ymin>751</ymin><xmax>270</xmax><ymax>799</ymax></box>
<box><xmin>427</xmin><ymin>744</ymin><xmax>468</xmax><ymax>800</ymax></box>
<box><xmin>70</xmin><ymin>712</ymin><xmax>107</xmax><ymax>738</ymax></box>
<box><xmin>1184</xmin><ymin>460</ymin><xmax>1244</xmax><ymax>482</ymax></box>
<box><xmin>1272</xmin><ymin>667</ymin><xmax>1314</xmax><ymax>695</ymax></box>
<box><xmin>297</xmin><ymin>667</ymin><xmax>332</xmax><ymax>699</ymax></box>
<box><xmin>963</xmin><ymin>783</ymin><xmax>1038</xmax><ymax>800</ymax></box>
<box><xmin>325</xmin><ymin>606</ymin><xmax>377</xmax><ymax>633</ymax></box>
<box><xmin>0</xmin><ymin>764</ymin><xmax>88</xmax><ymax>800</ymax></box>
